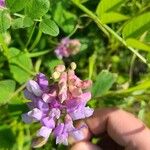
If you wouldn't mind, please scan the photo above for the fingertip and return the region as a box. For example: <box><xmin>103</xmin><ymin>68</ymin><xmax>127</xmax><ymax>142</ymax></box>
<box><xmin>85</xmin><ymin>108</ymin><xmax>119</xmax><ymax>135</ymax></box>
<box><xmin>70</xmin><ymin>142</ymin><xmax>102</xmax><ymax>150</ymax></box>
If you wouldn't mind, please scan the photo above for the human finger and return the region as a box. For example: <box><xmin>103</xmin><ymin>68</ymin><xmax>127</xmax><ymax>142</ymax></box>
<box><xmin>70</xmin><ymin>141</ymin><xmax>102</xmax><ymax>150</ymax></box>
<box><xmin>84</xmin><ymin>108</ymin><xmax>150</xmax><ymax>149</ymax></box>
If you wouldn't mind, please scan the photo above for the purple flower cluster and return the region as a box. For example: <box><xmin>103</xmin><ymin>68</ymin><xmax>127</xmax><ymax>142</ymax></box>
<box><xmin>55</xmin><ymin>38</ymin><xmax>81</xmax><ymax>59</ymax></box>
<box><xmin>22</xmin><ymin>63</ymin><xmax>93</xmax><ymax>147</ymax></box>
<box><xmin>0</xmin><ymin>0</ymin><xmax>5</xmax><ymax>7</ymax></box>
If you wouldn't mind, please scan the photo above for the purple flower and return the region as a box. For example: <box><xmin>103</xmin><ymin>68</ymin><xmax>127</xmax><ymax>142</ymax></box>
<box><xmin>37</xmin><ymin>126</ymin><xmax>52</xmax><ymax>140</ymax></box>
<box><xmin>55</xmin><ymin>38</ymin><xmax>81</xmax><ymax>59</ymax></box>
<box><xmin>0</xmin><ymin>0</ymin><xmax>5</xmax><ymax>7</ymax></box>
<box><xmin>37</xmin><ymin>73</ymin><xmax>49</xmax><ymax>91</ymax></box>
<box><xmin>22</xmin><ymin>63</ymin><xmax>93</xmax><ymax>148</ymax></box>
<box><xmin>66</xmin><ymin>92</ymin><xmax>94</xmax><ymax>120</ymax></box>
<box><xmin>54</xmin><ymin>115</ymin><xmax>84</xmax><ymax>145</ymax></box>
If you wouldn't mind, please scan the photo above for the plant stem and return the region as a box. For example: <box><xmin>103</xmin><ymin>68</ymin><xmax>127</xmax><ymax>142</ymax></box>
<box><xmin>35</xmin><ymin>58</ymin><xmax>42</xmax><ymax>73</ymax></box>
<box><xmin>71</xmin><ymin>0</ymin><xmax>147</xmax><ymax>64</ymax></box>
<box><xmin>8</xmin><ymin>83</ymin><xmax>26</xmax><ymax>101</ymax></box>
<box><xmin>25</xmin><ymin>23</ymin><xmax>37</xmax><ymax>48</ymax></box>
<box><xmin>29</xmin><ymin>29</ymin><xmax>42</xmax><ymax>51</ymax></box>
<box><xmin>129</xmin><ymin>53</ymin><xmax>137</xmax><ymax>84</ymax></box>
<box><xmin>13</xmin><ymin>13</ymin><xmax>24</xmax><ymax>18</ymax></box>
<box><xmin>68</xmin><ymin>24</ymin><xmax>79</xmax><ymax>38</ymax></box>
<box><xmin>103</xmin><ymin>25</ymin><xmax>146</xmax><ymax>63</ymax></box>
<box><xmin>28</xmin><ymin>49</ymin><xmax>52</xmax><ymax>58</ymax></box>
<box><xmin>72</xmin><ymin>1</ymin><xmax>109</xmax><ymax>36</ymax></box>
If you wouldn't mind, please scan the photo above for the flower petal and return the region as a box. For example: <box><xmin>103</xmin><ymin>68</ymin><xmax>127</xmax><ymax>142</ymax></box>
<box><xmin>24</xmin><ymin>89</ymin><xmax>35</xmax><ymax>100</ymax></box>
<box><xmin>37</xmin><ymin>73</ymin><xmax>48</xmax><ymax>91</ymax></box>
<box><xmin>81</xmin><ymin>80</ymin><xmax>92</xmax><ymax>89</ymax></box>
<box><xmin>84</xmin><ymin>107</ymin><xmax>94</xmax><ymax>118</ymax></box>
<box><xmin>79</xmin><ymin>92</ymin><xmax>91</xmax><ymax>104</ymax></box>
<box><xmin>69</xmin><ymin>108</ymin><xmax>85</xmax><ymax>120</ymax></box>
<box><xmin>42</xmin><ymin>93</ymin><xmax>52</xmax><ymax>103</ymax></box>
<box><xmin>28</xmin><ymin>108</ymin><xmax>43</xmax><ymax>120</ymax></box>
<box><xmin>0</xmin><ymin>0</ymin><xmax>5</xmax><ymax>7</ymax></box>
<box><xmin>58</xmin><ymin>72</ymin><xmax>67</xmax><ymax>103</ymax></box>
<box><xmin>56</xmin><ymin>134</ymin><xmax>68</xmax><ymax>145</ymax></box>
<box><xmin>49</xmin><ymin>108</ymin><xmax>60</xmax><ymax>119</ymax></box>
<box><xmin>37</xmin><ymin>99</ymin><xmax>49</xmax><ymax>113</ymax></box>
<box><xmin>42</xmin><ymin>91</ymin><xmax>56</xmax><ymax>103</ymax></box>
<box><xmin>26</xmin><ymin>80</ymin><xmax>42</xmax><ymax>96</ymax></box>
<box><xmin>22</xmin><ymin>113</ymin><xmax>33</xmax><ymax>123</ymax></box>
<box><xmin>41</xmin><ymin>117</ymin><xmax>55</xmax><ymax>128</ymax></box>
<box><xmin>54</xmin><ymin>123</ymin><xmax>64</xmax><ymax>136</ymax></box>
<box><xmin>37</xmin><ymin>126</ymin><xmax>52</xmax><ymax>139</ymax></box>
<box><xmin>70</xmin><ymin>130</ymin><xmax>84</xmax><ymax>141</ymax></box>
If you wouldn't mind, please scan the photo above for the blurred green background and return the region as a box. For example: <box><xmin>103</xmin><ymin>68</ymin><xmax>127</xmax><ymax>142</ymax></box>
<box><xmin>0</xmin><ymin>0</ymin><xmax>150</xmax><ymax>149</ymax></box>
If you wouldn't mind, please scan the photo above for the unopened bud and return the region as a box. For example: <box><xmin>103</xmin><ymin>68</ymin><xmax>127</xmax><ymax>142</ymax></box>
<box><xmin>54</xmin><ymin>64</ymin><xmax>66</xmax><ymax>73</ymax></box>
<box><xmin>70</xmin><ymin>62</ymin><xmax>76</xmax><ymax>70</ymax></box>
<box><xmin>32</xmin><ymin>137</ymin><xmax>47</xmax><ymax>148</ymax></box>
<box><xmin>52</xmin><ymin>71</ymin><xmax>60</xmax><ymax>79</ymax></box>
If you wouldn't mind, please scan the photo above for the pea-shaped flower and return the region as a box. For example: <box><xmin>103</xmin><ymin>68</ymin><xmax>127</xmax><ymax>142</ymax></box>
<box><xmin>22</xmin><ymin>63</ymin><xmax>93</xmax><ymax>148</ymax></box>
<box><xmin>55</xmin><ymin>38</ymin><xmax>81</xmax><ymax>59</ymax></box>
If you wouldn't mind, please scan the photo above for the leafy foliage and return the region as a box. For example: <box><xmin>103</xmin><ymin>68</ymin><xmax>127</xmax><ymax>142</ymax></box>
<box><xmin>122</xmin><ymin>12</ymin><xmax>150</xmax><ymax>39</ymax></box>
<box><xmin>7</xmin><ymin>48</ymin><xmax>33</xmax><ymax>84</ymax></box>
<box><xmin>6</xmin><ymin>0</ymin><xmax>29</xmax><ymax>13</ymax></box>
<box><xmin>12</xmin><ymin>17</ymin><xmax>34</xmax><ymax>29</ymax></box>
<box><xmin>25</xmin><ymin>0</ymin><xmax>50</xmax><ymax>19</ymax></box>
<box><xmin>96</xmin><ymin>0</ymin><xmax>129</xmax><ymax>24</ymax></box>
<box><xmin>92</xmin><ymin>70</ymin><xmax>117</xmax><ymax>97</ymax></box>
<box><xmin>0</xmin><ymin>10</ymin><xmax>11</xmax><ymax>33</ymax></box>
<box><xmin>39</xmin><ymin>19</ymin><xmax>59</xmax><ymax>36</ymax></box>
<box><xmin>52</xmin><ymin>1</ymin><xmax>77</xmax><ymax>33</ymax></box>
<box><xmin>0</xmin><ymin>80</ymin><xmax>16</xmax><ymax>104</ymax></box>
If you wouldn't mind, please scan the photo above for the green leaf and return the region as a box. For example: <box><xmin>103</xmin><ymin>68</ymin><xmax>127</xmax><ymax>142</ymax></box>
<box><xmin>119</xmin><ymin>79</ymin><xmax>150</xmax><ymax>94</ymax></box>
<box><xmin>92</xmin><ymin>70</ymin><xmax>117</xmax><ymax>97</ymax></box>
<box><xmin>126</xmin><ymin>38</ymin><xmax>150</xmax><ymax>52</ymax></box>
<box><xmin>72</xmin><ymin>0</ymin><xmax>80</xmax><ymax>3</ymax></box>
<box><xmin>0</xmin><ymin>80</ymin><xmax>16</xmax><ymax>104</ymax></box>
<box><xmin>0</xmin><ymin>10</ymin><xmax>11</xmax><ymax>33</ymax></box>
<box><xmin>7</xmin><ymin>48</ymin><xmax>33</xmax><ymax>84</ymax></box>
<box><xmin>144</xmin><ymin>31</ymin><xmax>150</xmax><ymax>43</ymax></box>
<box><xmin>96</xmin><ymin>0</ymin><xmax>124</xmax><ymax>17</ymax></box>
<box><xmin>101</xmin><ymin>12</ymin><xmax>129</xmax><ymax>24</ymax></box>
<box><xmin>11</xmin><ymin>18</ymin><xmax>23</xmax><ymax>29</ymax></box>
<box><xmin>25</xmin><ymin>0</ymin><xmax>50</xmax><ymax>19</ymax></box>
<box><xmin>96</xmin><ymin>0</ymin><xmax>127</xmax><ymax>24</ymax></box>
<box><xmin>39</xmin><ymin>19</ymin><xmax>59</xmax><ymax>36</ymax></box>
<box><xmin>23</xmin><ymin>16</ymin><xmax>34</xmax><ymax>28</ymax></box>
<box><xmin>122</xmin><ymin>12</ymin><xmax>150</xmax><ymax>39</ymax></box>
<box><xmin>6</xmin><ymin>0</ymin><xmax>29</xmax><ymax>13</ymax></box>
<box><xmin>12</xmin><ymin>17</ymin><xmax>34</xmax><ymax>29</ymax></box>
<box><xmin>52</xmin><ymin>2</ymin><xmax>77</xmax><ymax>33</ymax></box>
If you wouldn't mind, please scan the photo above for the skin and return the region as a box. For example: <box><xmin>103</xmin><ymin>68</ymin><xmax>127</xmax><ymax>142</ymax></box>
<box><xmin>69</xmin><ymin>108</ymin><xmax>150</xmax><ymax>150</ymax></box>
